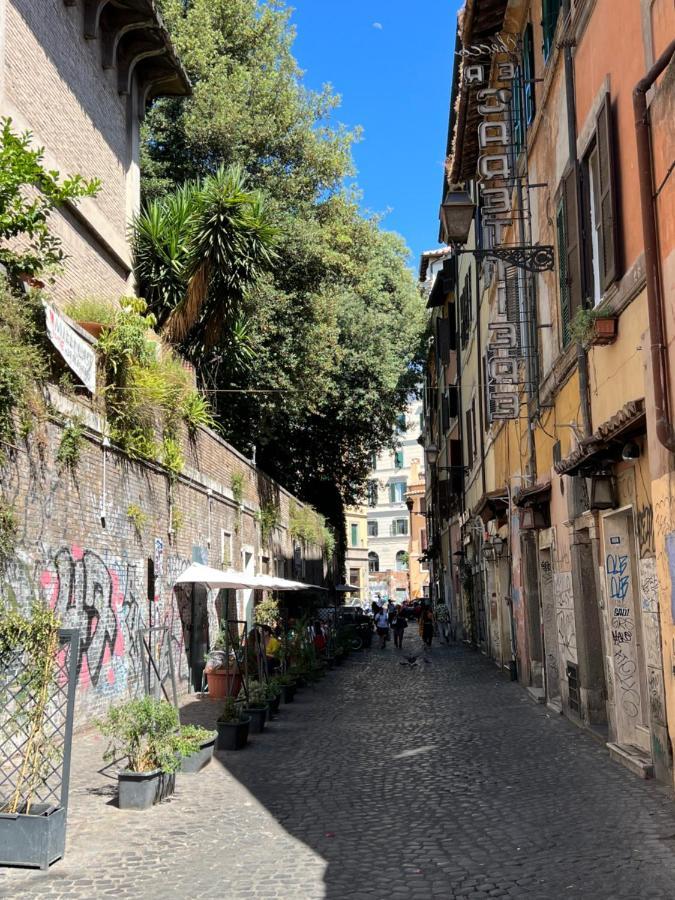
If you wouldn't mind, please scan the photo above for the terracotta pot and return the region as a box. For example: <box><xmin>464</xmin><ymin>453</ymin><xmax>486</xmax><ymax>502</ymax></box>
<box><xmin>77</xmin><ymin>321</ymin><xmax>104</xmax><ymax>340</ymax></box>
<box><xmin>591</xmin><ymin>317</ymin><xmax>618</xmax><ymax>345</ymax></box>
<box><xmin>205</xmin><ymin>669</ymin><xmax>242</xmax><ymax>700</ymax></box>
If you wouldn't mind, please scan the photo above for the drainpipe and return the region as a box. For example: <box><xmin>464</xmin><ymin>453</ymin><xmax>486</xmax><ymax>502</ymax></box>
<box><xmin>634</xmin><ymin>39</ymin><xmax>675</xmax><ymax>451</ymax></box>
<box><xmin>561</xmin><ymin>0</ymin><xmax>592</xmax><ymax>439</ymax></box>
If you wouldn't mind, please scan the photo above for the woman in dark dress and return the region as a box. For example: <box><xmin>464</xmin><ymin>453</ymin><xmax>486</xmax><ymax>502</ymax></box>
<box><xmin>421</xmin><ymin>607</ymin><xmax>434</xmax><ymax>649</ymax></box>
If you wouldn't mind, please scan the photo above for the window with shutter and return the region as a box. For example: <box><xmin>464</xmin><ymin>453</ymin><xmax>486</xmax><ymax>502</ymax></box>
<box><xmin>561</xmin><ymin>165</ymin><xmax>582</xmax><ymax>344</ymax></box>
<box><xmin>523</xmin><ymin>24</ymin><xmax>536</xmax><ymax>125</ymax></box>
<box><xmin>512</xmin><ymin>65</ymin><xmax>524</xmax><ymax>156</ymax></box>
<box><xmin>556</xmin><ymin>202</ymin><xmax>570</xmax><ymax>345</ymax></box>
<box><xmin>542</xmin><ymin>0</ymin><xmax>561</xmax><ymax>61</ymax></box>
<box><xmin>441</xmin><ymin>392</ymin><xmax>450</xmax><ymax>433</ymax></box>
<box><xmin>448</xmin><ymin>385</ymin><xmax>459</xmax><ymax>418</ymax></box>
<box><xmin>465</xmin><ymin>410</ymin><xmax>474</xmax><ymax>465</ymax></box>
<box><xmin>595</xmin><ymin>93</ymin><xmax>619</xmax><ymax>289</ymax></box>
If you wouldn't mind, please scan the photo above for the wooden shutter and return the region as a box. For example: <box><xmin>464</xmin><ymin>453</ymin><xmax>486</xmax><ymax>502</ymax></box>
<box><xmin>437</xmin><ymin>316</ymin><xmax>450</xmax><ymax>364</ymax></box>
<box><xmin>556</xmin><ymin>202</ymin><xmax>570</xmax><ymax>345</ymax></box>
<box><xmin>596</xmin><ymin>93</ymin><xmax>619</xmax><ymax>290</ymax></box>
<box><xmin>562</xmin><ymin>165</ymin><xmax>582</xmax><ymax>322</ymax></box>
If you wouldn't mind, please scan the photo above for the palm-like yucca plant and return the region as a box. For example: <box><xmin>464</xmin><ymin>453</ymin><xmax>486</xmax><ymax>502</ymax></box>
<box><xmin>133</xmin><ymin>165</ymin><xmax>277</xmax><ymax>351</ymax></box>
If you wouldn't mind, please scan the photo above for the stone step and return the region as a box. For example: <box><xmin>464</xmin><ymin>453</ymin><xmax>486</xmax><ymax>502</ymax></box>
<box><xmin>607</xmin><ymin>742</ymin><xmax>654</xmax><ymax>779</ymax></box>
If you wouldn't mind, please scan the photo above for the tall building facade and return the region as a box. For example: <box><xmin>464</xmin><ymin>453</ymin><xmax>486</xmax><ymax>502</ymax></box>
<box><xmin>423</xmin><ymin>0</ymin><xmax>675</xmax><ymax>784</ymax></box>
<box><xmin>367</xmin><ymin>398</ymin><xmax>426</xmax><ymax>603</ymax></box>
<box><xmin>344</xmin><ymin>506</ymin><xmax>369</xmax><ymax>604</ymax></box>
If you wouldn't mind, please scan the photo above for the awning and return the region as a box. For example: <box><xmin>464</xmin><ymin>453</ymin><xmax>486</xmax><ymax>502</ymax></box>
<box><xmin>554</xmin><ymin>400</ymin><xmax>646</xmax><ymax>476</ymax></box>
<box><xmin>174</xmin><ymin>563</ymin><xmax>328</xmax><ymax>592</ymax></box>
<box><xmin>335</xmin><ymin>584</ymin><xmax>360</xmax><ymax>592</ymax></box>
<box><xmin>174</xmin><ymin>563</ymin><xmax>259</xmax><ymax>590</ymax></box>
<box><xmin>513</xmin><ymin>481</ymin><xmax>551</xmax><ymax>508</ymax></box>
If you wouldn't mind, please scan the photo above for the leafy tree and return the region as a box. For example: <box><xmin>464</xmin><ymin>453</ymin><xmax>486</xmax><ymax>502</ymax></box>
<box><xmin>142</xmin><ymin>1</ymin><xmax>427</xmax><ymax>540</ymax></box>
<box><xmin>145</xmin><ymin>0</ymin><xmax>357</xmax><ymax>208</ymax></box>
<box><xmin>0</xmin><ymin>118</ymin><xmax>99</xmax><ymax>279</ymax></box>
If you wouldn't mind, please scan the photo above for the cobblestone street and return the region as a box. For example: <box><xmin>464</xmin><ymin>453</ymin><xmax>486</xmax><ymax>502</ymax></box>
<box><xmin>5</xmin><ymin>638</ymin><xmax>675</xmax><ymax>899</ymax></box>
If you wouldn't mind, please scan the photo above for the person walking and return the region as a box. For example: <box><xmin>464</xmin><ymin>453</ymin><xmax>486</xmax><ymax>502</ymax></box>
<box><xmin>421</xmin><ymin>606</ymin><xmax>434</xmax><ymax>650</ymax></box>
<box><xmin>435</xmin><ymin>601</ymin><xmax>450</xmax><ymax>643</ymax></box>
<box><xmin>374</xmin><ymin>607</ymin><xmax>390</xmax><ymax>649</ymax></box>
<box><xmin>391</xmin><ymin>606</ymin><xmax>408</xmax><ymax>649</ymax></box>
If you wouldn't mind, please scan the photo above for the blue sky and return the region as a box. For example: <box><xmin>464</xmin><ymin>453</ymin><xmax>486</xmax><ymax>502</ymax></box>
<box><xmin>289</xmin><ymin>1</ymin><xmax>462</xmax><ymax>268</ymax></box>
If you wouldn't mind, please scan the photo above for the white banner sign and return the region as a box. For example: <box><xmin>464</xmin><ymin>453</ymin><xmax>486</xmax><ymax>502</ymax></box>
<box><xmin>44</xmin><ymin>303</ymin><xmax>96</xmax><ymax>393</ymax></box>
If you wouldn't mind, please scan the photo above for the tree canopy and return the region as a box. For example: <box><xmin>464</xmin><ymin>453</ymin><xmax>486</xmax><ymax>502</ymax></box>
<box><xmin>142</xmin><ymin>0</ymin><xmax>427</xmax><ymax>531</ymax></box>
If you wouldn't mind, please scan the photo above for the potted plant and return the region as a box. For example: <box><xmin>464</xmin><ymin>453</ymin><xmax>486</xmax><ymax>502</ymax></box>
<box><xmin>204</xmin><ymin>625</ymin><xmax>242</xmax><ymax>700</ymax></box>
<box><xmin>63</xmin><ymin>297</ymin><xmax>117</xmax><ymax>340</ymax></box>
<box><xmin>216</xmin><ymin>698</ymin><xmax>250</xmax><ymax>751</ymax></box>
<box><xmin>173</xmin><ymin>725</ymin><xmax>217</xmax><ymax>774</ymax></box>
<box><xmin>276</xmin><ymin>673</ymin><xmax>297</xmax><ymax>703</ymax></box>
<box><xmin>0</xmin><ymin>603</ymin><xmax>74</xmax><ymax>870</ymax></box>
<box><xmin>96</xmin><ymin>697</ymin><xmax>180</xmax><ymax>810</ymax></box>
<box><xmin>570</xmin><ymin>305</ymin><xmax>619</xmax><ymax>347</ymax></box>
<box><xmin>264</xmin><ymin>679</ymin><xmax>282</xmax><ymax>718</ymax></box>
<box><xmin>241</xmin><ymin>681</ymin><xmax>268</xmax><ymax>733</ymax></box>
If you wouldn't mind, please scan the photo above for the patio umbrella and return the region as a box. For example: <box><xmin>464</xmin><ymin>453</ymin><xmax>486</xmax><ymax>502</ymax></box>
<box><xmin>174</xmin><ymin>562</ymin><xmax>259</xmax><ymax>590</ymax></box>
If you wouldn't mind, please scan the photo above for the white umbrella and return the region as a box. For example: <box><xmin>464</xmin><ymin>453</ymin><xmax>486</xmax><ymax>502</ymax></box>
<box><xmin>174</xmin><ymin>562</ymin><xmax>259</xmax><ymax>590</ymax></box>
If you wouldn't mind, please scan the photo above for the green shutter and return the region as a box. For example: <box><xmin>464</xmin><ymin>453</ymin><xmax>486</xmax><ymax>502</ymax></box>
<box><xmin>542</xmin><ymin>0</ymin><xmax>561</xmax><ymax>61</ymax></box>
<box><xmin>523</xmin><ymin>24</ymin><xmax>535</xmax><ymax>125</ymax></box>
<box><xmin>596</xmin><ymin>93</ymin><xmax>619</xmax><ymax>289</ymax></box>
<box><xmin>556</xmin><ymin>201</ymin><xmax>571</xmax><ymax>346</ymax></box>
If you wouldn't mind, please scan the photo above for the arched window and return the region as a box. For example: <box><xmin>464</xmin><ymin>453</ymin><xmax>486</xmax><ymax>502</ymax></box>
<box><xmin>368</xmin><ymin>552</ymin><xmax>380</xmax><ymax>574</ymax></box>
<box><xmin>396</xmin><ymin>550</ymin><xmax>409</xmax><ymax>571</ymax></box>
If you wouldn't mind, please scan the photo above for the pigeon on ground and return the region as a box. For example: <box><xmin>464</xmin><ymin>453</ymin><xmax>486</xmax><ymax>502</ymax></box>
<box><xmin>400</xmin><ymin>655</ymin><xmax>419</xmax><ymax>668</ymax></box>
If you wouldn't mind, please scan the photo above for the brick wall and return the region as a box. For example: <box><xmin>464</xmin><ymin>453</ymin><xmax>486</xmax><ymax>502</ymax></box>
<box><xmin>0</xmin><ymin>389</ymin><xmax>327</xmax><ymax>729</ymax></box>
<box><xmin>2</xmin><ymin>0</ymin><xmax>135</xmax><ymax>301</ymax></box>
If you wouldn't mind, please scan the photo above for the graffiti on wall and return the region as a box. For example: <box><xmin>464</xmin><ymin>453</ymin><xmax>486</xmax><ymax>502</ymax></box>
<box><xmin>40</xmin><ymin>547</ymin><xmax>141</xmax><ymax>689</ymax></box>
<box><xmin>554</xmin><ymin>572</ymin><xmax>576</xmax><ymax>664</ymax></box>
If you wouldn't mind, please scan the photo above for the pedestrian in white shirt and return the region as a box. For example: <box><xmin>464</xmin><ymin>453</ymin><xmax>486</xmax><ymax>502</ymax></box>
<box><xmin>374</xmin><ymin>608</ymin><xmax>390</xmax><ymax>649</ymax></box>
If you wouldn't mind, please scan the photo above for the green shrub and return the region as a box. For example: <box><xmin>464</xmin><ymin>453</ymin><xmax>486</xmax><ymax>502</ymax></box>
<box><xmin>231</xmin><ymin>471</ymin><xmax>245</xmax><ymax>505</ymax></box>
<box><xmin>170</xmin><ymin>724</ymin><xmax>213</xmax><ymax>757</ymax></box>
<box><xmin>56</xmin><ymin>419</ymin><xmax>84</xmax><ymax>471</ymax></box>
<box><xmin>254</xmin><ymin>597</ymin><xmax>279</xmax><ymax>627</ymax></box>
<box><xmin>0</xmin><ymin>498</ymin><xmax>17</xmax><ymax>566</ymax></box>
<box><xmin>96</xmin><ymin>697</ymin><xmax>180</xmax><ymax>774</ymax></box>
<box><xmin>63</xmin><ymin>298</ymin><xmax>117</xmax><ymax>326</ymax></box>
<box><xmin>218</xmin><ymin>696</ymin><xmax>243</xmax><ymax>723</ymax></box>
<box><xmin>127</xmin><ymin>504</ymin><xmax>148</xmax><ymax>536</ymax></box>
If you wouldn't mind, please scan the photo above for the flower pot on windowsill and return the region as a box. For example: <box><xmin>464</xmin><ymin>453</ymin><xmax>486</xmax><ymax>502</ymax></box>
<box><xmin>590</xmin><ymin>316</ymin><xmax>618</xmax><ymax>345</ymax></box>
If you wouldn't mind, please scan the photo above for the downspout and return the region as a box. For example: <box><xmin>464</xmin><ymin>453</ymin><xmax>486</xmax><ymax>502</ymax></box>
<box><xmin>634</xmin><ymin>39</ymin><xmax>675</xmax><ymax>451</ymax></box>
<box><xmin>561</xmin><ymin>0</ymin><xmax>592</xmax><ymax>439</ymax></box>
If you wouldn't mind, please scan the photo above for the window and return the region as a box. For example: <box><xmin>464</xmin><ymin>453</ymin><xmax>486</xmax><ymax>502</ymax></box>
<box><xmin>349</xmin><ymin>568</ymin><xmax>360</xmax><ymax>586</ymax></box>
<box><xmin>396</xmin><ymin>413</ymin><xmax>407</xmax><ymax>433</ymax></box>
<box><xmin>419</xmin><ymin>498</ymin><xmax>427</xmax><ymax>516</ymax></box>
<box><xmin>391</xmin><ymin>519</ymin><xmax>409</xmax><ymax>536</ymax></box>
<box><xmin>465</xmin><ymin>409</ymin><xmax>474</xmax><ymax>466</ymax></box>
<box><xmin>523</xmin><ymin>24</ymin><xmax>535</xmax><ymax>125</ymax></box>
<box><xmin>394</xmin><ymin>450</ymin><xmax>404</xmax><ymax>469</ymax></box>
<box><xmin>221</xmin><ymin>530</ymin><xmax>233</xmax><ymax>568</ymax></box>
<box><xmin>370</xmin><ymin>452</ymin><xmax>377</xmax><ymax>470</ymax></box>
<box><xmin>368</xmin><ymin>520</ymin><xmax>378</xmax><ymax>537</ymax></box>
<box><xmin>367</xmin><ymin>480</ymin><xmax>378</xmax><ymax>507</ymax></box>
<box><xmin>389</xmin><ymin>481</ymin><xmax>407</xmax><ymax>503</ymax></box>
<box><xmin>557</xmin><ymin>95</ymin><xmax>618</xmax><ymax>346</ymax></box>
<box><xmin>396</xmin><ymin>550</ymin><xmax>409</xmax><ymax>572</ymax></box>
<box><xmin>368</xmin><ymin>552</ymin><xmax>380</xmax><ymax>573</ymax></box>
<box><xmin>460</xmin><ymin>271</ymin><xmax>471</xmax><ymax>348</ymax></box>
<box><xmin>542</xmin><ymin>0</ymin><xmax>561</xmax><ymax>62</ymax></box>
<box><xmin>350</xmin><ymin>523</ymin><xmax>359</xmax><ymax>547</ymax></box>
<box><xmin>580</xmin><ymin>95</ymin><xmax>619</xmax><ymax>305</ymax></box>
<box><xmin>471</xmin><ymin>398</ymin><xmax>478</xmax><ymax>463</ymax></box>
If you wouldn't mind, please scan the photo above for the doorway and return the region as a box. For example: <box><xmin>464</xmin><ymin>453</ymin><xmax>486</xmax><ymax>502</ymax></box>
<box><xmin>538</xmin><ymin>547</ymin><xmax>561</xmax><ymax>708</ymax></box>
<box><xmin>602</xmin><ymin>508</ymin><xmax>649</xmax><ymax>752</ymax></box>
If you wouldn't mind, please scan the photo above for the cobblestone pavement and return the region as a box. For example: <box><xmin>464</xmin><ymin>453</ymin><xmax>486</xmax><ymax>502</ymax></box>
<box><xmin>5</xmin><ymin>638</ymin><xmax>675</xmax><ymax>899</ymax></box>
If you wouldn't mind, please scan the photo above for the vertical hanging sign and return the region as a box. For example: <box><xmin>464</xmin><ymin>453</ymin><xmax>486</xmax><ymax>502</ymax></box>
<box><xmin>463</xmin><ymin>39</ymin><xmax>523</xmax><ymax>421</ymax></box>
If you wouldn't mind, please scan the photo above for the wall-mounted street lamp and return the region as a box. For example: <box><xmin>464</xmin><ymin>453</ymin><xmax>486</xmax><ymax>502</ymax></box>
<box><xmin>439</xmin><ymin>190</ymin><xmax>475</xmax><ymax>244</ymax></box>
<box><xmin>482</xmin><ymin>536</ymin><xmax>506</xmax><ymax>562</ymax></box>
<box><xmin>438</xmin><ymin>193</ymin><xmax>555</xmax><ymax>273</ymax></box>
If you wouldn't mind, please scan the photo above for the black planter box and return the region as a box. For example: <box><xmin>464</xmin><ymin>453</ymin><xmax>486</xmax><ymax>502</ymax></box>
<box><xmin>216</xmin><ymin>717</ymin><xmax>250</xmax><ymax>751</ymax></box>
<box><xmin>117</xmin><ymin>769</ymin><xmax>175</xmax><ymax>810</ymax></box>
<box><xmin>267</xmin><ymin>694</ymin><xmax>281</xmax><ymax>718</ymax></box>
<box><xmin>244</xmin><ymin>705</ymin><xmax>267</xmax><ymax>733</ymax></box>
<box><xmin>179</xmin><ymin>734</ymin><xmax>217</xmax><ymax>773</ymax></box>
<box><xmin>281</xmin><ymin>684</ymin><xmax>296</xmax><ymax>703</ymax></box>
<box><xmin>0</xmin><ymin>804</ymin><xmax>66</xmax><ymax>870</ymax></box>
